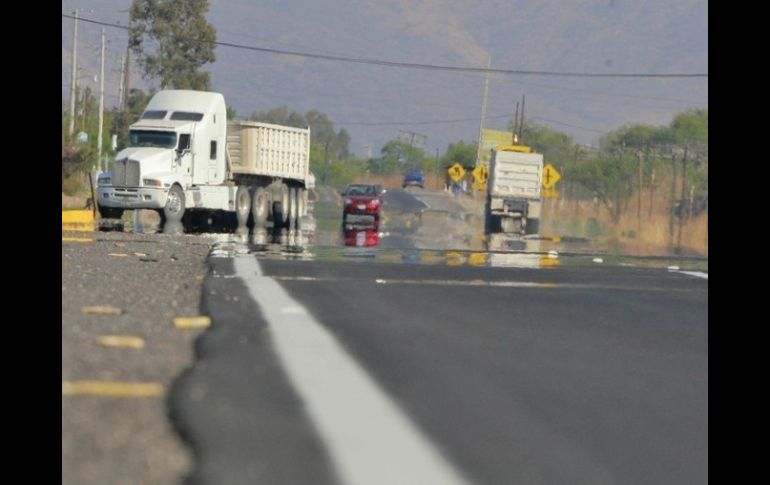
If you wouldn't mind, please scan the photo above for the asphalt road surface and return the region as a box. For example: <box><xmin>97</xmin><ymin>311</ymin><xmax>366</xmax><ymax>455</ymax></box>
<box><xmin>171</xmin><ymin>244</ymin><xmax>707</xmax><ymax>485</ymax></box>
<box><xmin>63</xmin><ymin>187</ymin><xmax>707</xmax><ymax>484</ymax></box>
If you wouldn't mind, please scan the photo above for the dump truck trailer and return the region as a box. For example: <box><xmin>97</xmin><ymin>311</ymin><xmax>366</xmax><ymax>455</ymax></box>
<box><xmin>484</xmin><ymin>145</ymin><xmax>543</xmax><ymax>235</ymax></box>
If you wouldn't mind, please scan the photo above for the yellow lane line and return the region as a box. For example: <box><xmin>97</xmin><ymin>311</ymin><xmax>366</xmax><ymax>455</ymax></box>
<box><xmin>62</xmin><ymin>236</ymin><xmax>93</xmax><ymax>243</ymax></box>
<box><xmin>62</xmin><ymin>380</ymin><xmax>164</xmax><ymax>397</ymax></box>
<box><xmin>81</xmin><ymin>305</ymin><xmax>123</xmax><ymax>315</ymax></box>
<box><xmin>96</xmin><ymin>335</ymin><xmax>145</xmax><ymax>349</ymax></box>
<box><xmin>173</xmin><ymin>316</ymin><xmax>211</xmax><ymax>329</ymax></box>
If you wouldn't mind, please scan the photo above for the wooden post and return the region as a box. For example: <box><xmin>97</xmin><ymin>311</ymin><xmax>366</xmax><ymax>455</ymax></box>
<box><xmin>648</xmin><ymin>165</ymin><xmax>656</xmax><ymax>219</ymax></box>
<box><xmin>637</xmin><ymin>151</ymin><xmax>642</xmax><ymax>234</ymax></box>
<box><xmin>676</xmin><ymin>147</ymin><xmax>688</xmax><ymax>251</ymax></box>
<box><xmin>668</xmin><ymin>152</ymin><xmax>677</xmax><ymax>250</ymax></box>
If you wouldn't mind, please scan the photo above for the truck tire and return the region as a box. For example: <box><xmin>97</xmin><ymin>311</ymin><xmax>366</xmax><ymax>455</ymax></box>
<box><xmin>289</xmin><ymin>187</ymin><xmax>299</xmax><ymax>230</ymax></box>
<box><xmin>296</xmin><ymin>187</ymin><xmax>305</xmax><ymax>219</ymax></box>
<box><xmin>275</xmin><ymin>184</ymin><xmax>290</xmax><ymax>229</ymax></box>
<box><xmin>252</xmin><ymin>187</ymin><xmax>269</xmax><ymax>229</ymax></box>
<box><xmin>163</xmin><ymin>185</ymin><xmax>185</xmax><ymax>223</ymax></box>
<box><xmin>98</xmin><ymin>206</ymin><xmax>124</xmax><ymax>220</ymax></box>
<box><xmin>525</xmin><ymin>218</ymin><xmax>540</xmax><ymax>235</ymax></box>
<box><xmin>235</xmin><ymin>185</ymin><xmax>251</xmax><ymax>229</ymax></box>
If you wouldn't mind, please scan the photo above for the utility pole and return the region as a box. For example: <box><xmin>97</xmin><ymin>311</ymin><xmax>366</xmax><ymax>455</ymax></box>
<box><xmin>124</xmin><ymin>44</ymin><xmax>131</xmax><ymax>108</ymax></box>
<box><xmin>512</xmin><ymin>102</ymin><xmax>520</xmax><ymax>144</ymax></box>
<box><xmin>519</xmin><ymin>94</ymin><xmax>527</xmax><ymax>143</ymax></box>
<box><xmin>475</xmin><ymin>56</ymin><xmax>491</xmax><ymax>167</ymax></box>
<box><xmin>398</xmin><ymin>130</ymin><xmax>427</xmax><ymax>166</ymax></box>
<box><xmin>98</xmin><ymin>28</ymin><xmax>106</xmax><ymax>171</ymax></box>
<box><xmin>117</xmin><ymin>55</ymin><xmax>125</xmax><ymax>112</ymax></box>
<box><xmin>68</xmin><ymin>9</ymin><xmax>79</xmax><ymax>138</ymax></box>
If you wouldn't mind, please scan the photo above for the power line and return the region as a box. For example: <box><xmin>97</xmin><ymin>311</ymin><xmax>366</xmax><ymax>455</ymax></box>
<box><xmin>61</xmin><ymin>13</ymin><xmax>707</xmax><ymax>79</ymax></box>
<box><xmin>529</xmin><ymin>116</ymin><xmax>607</xmax><ymax>134</ymax></box>
<box><xmin>333</xmin><ymin>113</ymin><xmax>511</xmax><ymax>127</ymax></box>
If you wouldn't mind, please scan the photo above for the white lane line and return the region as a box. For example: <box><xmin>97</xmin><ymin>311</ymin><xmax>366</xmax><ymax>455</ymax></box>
<box><xmin>673</xmin><ymin>270</ymin><xmax>708</xmax><ymax>280</ymax></box>
<box><xmin>233</xmin><ymin>256</ymin><xmax>469</xmax><ymax>485</ymax></box>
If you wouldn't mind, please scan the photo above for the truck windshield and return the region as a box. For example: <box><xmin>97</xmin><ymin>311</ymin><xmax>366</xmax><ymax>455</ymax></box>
<box><xmin>128</xmin><ymin>130</ymin><xmax>177</xmax><ymax>148</ymax></box>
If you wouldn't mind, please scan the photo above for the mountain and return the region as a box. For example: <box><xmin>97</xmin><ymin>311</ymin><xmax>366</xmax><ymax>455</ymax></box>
<box><xmin>61</xmin><ymin>0</ymin><xmax>707</xmax><ymax>157</ymax></box>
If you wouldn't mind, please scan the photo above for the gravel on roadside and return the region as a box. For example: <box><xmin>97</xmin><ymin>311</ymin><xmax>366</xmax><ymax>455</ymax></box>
<box><xmin>62</xmin><ymin>230</ymin><xmax>212</xmax><ymax>485</ymax></box>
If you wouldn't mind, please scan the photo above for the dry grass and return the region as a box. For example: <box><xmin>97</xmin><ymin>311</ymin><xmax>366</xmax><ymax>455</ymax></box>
<box><xmin>542</xmin><ymin>188</ymin><xmax>708</xmax><ymax>257</ymax></box>
<box><xmin>351</xmin><ymin>172</ymin><xmax>447</xmax><ymax>191</ymax></box>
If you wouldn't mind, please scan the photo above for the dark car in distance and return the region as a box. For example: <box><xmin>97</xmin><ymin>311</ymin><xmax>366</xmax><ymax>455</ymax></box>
<box><xmin>341</xmin><ymin>184</ymin><xmax>384</xmax><ymax>226</ymax></box>
<box><xmin>402</xmin><ymin>168</ymin><xmax>425</xmax><ymax>189</ymax></box>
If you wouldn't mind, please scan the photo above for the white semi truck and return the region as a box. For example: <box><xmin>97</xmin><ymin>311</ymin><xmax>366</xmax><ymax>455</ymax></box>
<box><xmin>97</xmin><ymin>90</ymin><xmax>312</xmax><ymax>237</ymax></box>
<box><xmin>484</xmin><ymin>145</ymin><xmax>543</xmax><ymax>235</ymax></box>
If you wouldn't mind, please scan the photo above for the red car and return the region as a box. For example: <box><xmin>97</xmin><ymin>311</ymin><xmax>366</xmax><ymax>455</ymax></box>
<box><xmin>341</xmin><ymin>184</ymin><xmax>384</xmax><ymax>226</ymax></box>
<box><xmin>343</xmin><ymin>226</ymin><xmax>380</xmax><ymax>247</ymax></box>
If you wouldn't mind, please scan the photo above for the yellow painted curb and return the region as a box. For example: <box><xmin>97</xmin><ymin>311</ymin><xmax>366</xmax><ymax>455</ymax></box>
<box><xmin>62</xmin><ymin>236</ymin><xmax>93</xmax><ymax>243</ymax></box>
<box><xmin>96</xmin><ymin>335</ymin><xmax>145</xmax><ymax>349</ymax></box>
<box><xmin>81</xmin><ymin>305</ymin><xmax>123</xmax><ymax>315</ymax></box>
<box><xmin>173</xmin><ymin>316</ymin><xmax>211</xmax><ymax>329</ymax></box>
<box><xmin>62</xmin><ymin>210</ymin><xmax>94</xmax><ymax>232</ymax></box>
<box><xmin>62</xmin><ymin>380</ymin><xmax>164</xmax><ymax>397</ymax></box>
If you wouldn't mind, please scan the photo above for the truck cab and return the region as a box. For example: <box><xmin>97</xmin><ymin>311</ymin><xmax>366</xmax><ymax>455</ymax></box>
<box><xmin>97</xmin><ymin>90</ymin><xmax>227</xmax><ymax>219</ymax></box>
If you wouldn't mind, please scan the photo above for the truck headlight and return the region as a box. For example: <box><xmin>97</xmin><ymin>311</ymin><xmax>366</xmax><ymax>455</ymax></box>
<box><xmin>143</xmin><ymin>178</ymin><xmax>162</xmax><ymax>187</ymax></box>
<box><xmin>97</xmin><ymin>176</ymin><xmax>111</xmax><ymax>186</ymax></box>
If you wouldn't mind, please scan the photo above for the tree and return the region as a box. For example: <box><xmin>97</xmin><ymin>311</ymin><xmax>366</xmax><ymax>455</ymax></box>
<box><xmin>441</xmin><ymin>141</ymin><xmax>476</xmax><ymax>168</ymax></box>
<box><xmin>129</xmin><ymin>0</ymin><xmax>216</xmax><ymax>90</ymax></box>
<box><xmin>667</xmin><ymin>109</ymin><xmax>708</xmax><ymax>148</ymax></box>
<box><xmin>110</xmin><ymin>89</ymin><xmax>153</xmax><ymax>150</ymax></box>
<box><xmin>572</xmin><ymin>150</ymin><xmax>637</xmax><ymax>223</ymax></box>
<box><xmin>513</xmin><ymin>120</ymin><xmax>576</xmax><ymax>171</ymax></box>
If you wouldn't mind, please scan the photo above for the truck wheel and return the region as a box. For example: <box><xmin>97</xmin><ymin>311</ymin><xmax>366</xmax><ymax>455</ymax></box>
<box><xmin>252</xmin><ymin>187</ymin><xmax>269</xmax><ymax>229</ymax></box>
<box><xmin>98</xmin><ymin>206</ymin><xmax>124</xmax><ymax>219</ymax></box>
<box><xmin>295</xmin><ymin>187</ymin><xmax>305</xmax><ymax>219</ymax></box>
<box><xmin>235</xmin><ymin>185</ymin><xmax>251</xmax><ymax>229</ymax></box>
<box><xmin>289</xmin><ymin>187</ymin><xmax>299</xmax><ymax>230</ymax></box>
<box><xmin>163</xmin><ymin>185</ymin><xmax>185</xmax><ymax>222</ymax></box>
<box><xmin>525</xmin><ymin>218</ymin><xmax>540</xmax><ymax>235</ymax></box>
<box><xmin>271</xmin><ymin>184</ymin><xmax>290</xmax><ymax>229</ymax></box>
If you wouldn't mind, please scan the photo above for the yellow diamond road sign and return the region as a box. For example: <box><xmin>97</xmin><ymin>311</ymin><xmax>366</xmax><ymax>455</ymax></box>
<box><xmin>542</xmin><ymin>163</ymin><xmax>561</xmax><ymax>189</ymax></box>
<box><xmin>472</xmin><ymin>165</ymin><xmax>488</xmax><ymax>184</ymax></box>
<box><xmin>471</xmin><ymin>165</ymin><xmax>488</xmax><ymax>190</ymax></box>
<box><xmin>448</xmin><ymin>163</ymin><xmax>466</xmax><ymax>182</ymax></box>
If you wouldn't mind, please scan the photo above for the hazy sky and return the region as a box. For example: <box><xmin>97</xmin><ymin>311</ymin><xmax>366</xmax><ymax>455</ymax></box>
<box><xmin>61</xmin><ymin>0</ymin><xmax>707</xmax><ymax>156</ymax></box>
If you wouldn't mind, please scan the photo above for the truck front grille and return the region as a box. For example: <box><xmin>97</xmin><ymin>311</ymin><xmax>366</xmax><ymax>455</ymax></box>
<box><xmin>112</xmin><ymin>159</ymin><xmax>141</xmax><ymax>187</ymax></box>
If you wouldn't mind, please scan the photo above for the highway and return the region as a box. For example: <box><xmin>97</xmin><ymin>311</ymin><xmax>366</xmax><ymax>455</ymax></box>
<box><xmin>62</xmin><ymin>187</ymin><xmax>708</xmax><ymax>485</ymax></box>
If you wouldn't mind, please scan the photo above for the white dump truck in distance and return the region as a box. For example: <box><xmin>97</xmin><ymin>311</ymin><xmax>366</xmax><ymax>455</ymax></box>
<box><xmin>484</xmin><ymin>145</ymin><xmax>543</xmax><ymax>235</ymax></box>
<box><xmin>97</xmin><ymin>90</ymin><xmax>312</xmax><ymax>237</ymax></box>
